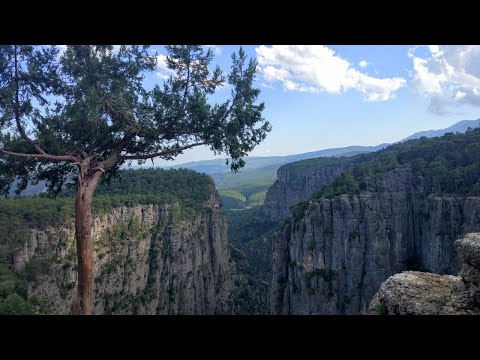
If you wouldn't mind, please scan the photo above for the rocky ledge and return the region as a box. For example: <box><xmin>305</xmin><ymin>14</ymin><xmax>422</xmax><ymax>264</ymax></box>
<box><xmin>368</xmin><ymin>233</ymin><xmax>480</xmax><ymax>315</ymax></box>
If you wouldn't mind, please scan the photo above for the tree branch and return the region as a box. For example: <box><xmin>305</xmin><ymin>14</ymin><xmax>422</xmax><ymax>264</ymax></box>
<box><xmin>105</xmin><ymin>99</ymin><xmax>138</xmax><ymax>130</ymax></box>
<box><xmin>99</xmin><ymin>132</ymin><xmax>137</xmax><ymax>170</ymax></box>
<box><xmin>120</xmin><ymin>141</ymin><xmax>207</xmax><ymax>160</ymax></box>
<box><xmin>163</xmin><ymin>128</ymin><xmax>197</xmax><ymax>135</ymax></box>
<box><xmin>13</xmin><ymin>45</ymin><xmax>48</xmax><ymax>156</ymax></box>
<box><xmin>0</xmin><ymin>148</ymin><xmax>78</xmax><ymax>162</ymax></box>
<box><xmin>181</xmin><ymin>53</ymin><xmax>191</xmax><ymax>110</ymax></box>
<box><xmin>219</xmin><ymin>91</ymin><xmax>239</xmax><ymax>124</ymax></box>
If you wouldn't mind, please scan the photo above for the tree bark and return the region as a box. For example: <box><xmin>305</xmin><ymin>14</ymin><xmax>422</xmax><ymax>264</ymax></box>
<box><xmin>71</xmin><ymin>171</ymin><xmax>102</xmax><ymax>315</ymax></box>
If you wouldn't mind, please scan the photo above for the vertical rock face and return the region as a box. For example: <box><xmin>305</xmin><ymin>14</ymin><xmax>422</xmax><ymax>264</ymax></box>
<box><xmin>262</xmin><ymin>163</ymin><xmax>352</xmax><ymax>222</ymax></box>
<box><xmin>13</xmin><ymin>192</ymin><xmax>234</xmax><ymax>314</ymax></box>
<box><xmin>368</xmin><ymin>233</ymin><xmax>480</xmax><ymax>315</ymax></box>
<box><xmin>270</xmin><ymin>168</ymin><xmax>480</xmax><ymax>314</ymax></box>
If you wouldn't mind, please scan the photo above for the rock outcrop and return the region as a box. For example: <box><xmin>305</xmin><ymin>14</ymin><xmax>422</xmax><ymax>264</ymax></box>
<box><xmin>270</xmin><ymin>168</ymin><xmax>480</xmax><ymax>314</ymax></box>
<box><xmin>368</xmin><ymin>233</ymin><xmax>480</xmax><ymax>315</ymax></box>
<box><xmin>12</xmin><ymin>191</ymin><xmax>234</xmax><ymax>315</ymax></box>
<box><xmin>262</xmin><ymin>161</ymin><xmax>352</xmax><ymax>221</ymax></box>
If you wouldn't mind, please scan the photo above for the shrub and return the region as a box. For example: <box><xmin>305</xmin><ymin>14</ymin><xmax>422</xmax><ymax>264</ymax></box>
<box><xmin>23</xmin><ymin>258</ymin><xmax>53</xmax><ymax>282</ymax></box>
<box><xmin>373</xmin><ymin>303</ymin><xmax>387</xmax><ymax>315</ymax></box>
<box><xmin>0</xmin><ymin>293</ymin><xmax>33</xmax><ymax>315</ymax></box>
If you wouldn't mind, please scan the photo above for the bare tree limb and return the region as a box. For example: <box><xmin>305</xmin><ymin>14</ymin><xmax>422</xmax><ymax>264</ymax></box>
<box><xmin>219</xmin><ymin>92</ymin><xmax>238</xmax><ymax>125</ymax></box>
<box><xmin>99</xmin><ymin>132</ymin><xmax>137</xmax><ymax>170</ymax></box>
<box><xmin>13</xmin><ymin>45</ymin><xmax>48</xmax><ymax>156</ymax></box>
<box><xmin>0</xmin><ymin>148</ymin><xmax>78</xmax><ymax>162</ymax></box>
<box><xmin>163</xmin><ymin>128</ymin><xmax>197</xmax><ymax>135</ymax></box>
<box><xmin>120</xmin><ymin>141</ymin><xmax>207</xmax><ymax>160</ymax></box>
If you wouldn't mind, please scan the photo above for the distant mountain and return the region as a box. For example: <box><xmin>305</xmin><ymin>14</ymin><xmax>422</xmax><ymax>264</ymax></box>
<box><xmin>402</xmin><ymin>119</ymin><xmax>480</xmax><ymax>141</ymax></box>
<box><xmin>166</xmin><ymin>119</ymin><xmax>480</xmax><ymax>181</ymax></box>
<box><xmin>5</xmin><ymin>119</ymin><xmax>479</xmax><ymax>195</ymax></box>
<box><xmin>168</xmin><ymin>144</ymin><xmax>387</xmax><ymax>176</ymax></box>
<box><xmin>5</xmin><ymin>179</ymin><xmax>47</xmax><ymax>198</ymax></box>
<box><xmin>169</xmin><ymin>155</ymin><xmax>289</xmax><ymax>174</ymax></box>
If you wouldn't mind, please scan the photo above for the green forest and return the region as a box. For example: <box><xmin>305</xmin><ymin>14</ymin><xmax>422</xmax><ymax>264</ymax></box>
<box><xmin>318</xmin><ymin>128</ymin><xmax>480</xmax><ymax>198</ymax></box>
<box><xmin>289</xmin><ymin>128</ymin><xmax>480</xmax><ymax>220</ymax></box>
<box><xmin>0</xmin><ymin>169</ymin><xmax>214</xmax><ymax>314</ymax></box>
<box><xmin>2</xmin><ymin>129</ymin><xmax>480</xmax><ymax>314</ymax></box>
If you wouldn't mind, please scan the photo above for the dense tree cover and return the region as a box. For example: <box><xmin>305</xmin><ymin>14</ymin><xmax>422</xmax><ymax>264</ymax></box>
<box><xmin>0</xmin><ymin>169</ymin><xmax>213</xmax><ymax>248</ymax></box>
<box><xmin>282</xmin><ymin>156</ymin><xmax>352</xmax><ymax>172</ymax></box>
<box><xmin>0</xmin><ymin>168</ymin><xmax>217</xmax><ymax>314</ymax></box>
<box><xmin>74</xmin><ymin>168</ymin><xmax>214</xmax><ymax>210</ymax></box>
<box><xmin>287</xmin><ymin>129</ymin><xmax>480</xmax><ymax>220</ymax></box>
<box><xmin>218</xmin><ymin>178</ymin><xmax>276</xmax><ymax>313</ymax></box>
<box><xmin>311</xmin><ymin>128</ymin><xmax>480</xmax><ymax>199</ymax></box>
<box><xmin>0</xmin><ymin>264</ymin><xmax>33</xmax><ymax>314</ymax></box>
<box><xmin>226</xmin><ymin>206</ymin><xmax>277</xmax><ymax>314</ymax></box>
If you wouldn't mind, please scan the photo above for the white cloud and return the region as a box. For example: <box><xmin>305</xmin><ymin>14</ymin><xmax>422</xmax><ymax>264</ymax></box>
<box><xmin>409</xmin><ymin>45</ymin><xmax>480</xmax><ymax>114</ymax></box>
<box><xmin>428</xmin><ymin>45</ymin><xmax>441</xmax><ymax>55</ymax></box>
<box><xmin>261</xmin><ymin>82</ymin><xmax>275</xmax><ymax>89</ymax></box>
<box><xmin>409</xmin><ymin>55</ymin><xmax>446</xmax><ymax>93</ymax></box>
<box><xmin>204</xmin><ymin>45</ymin><xmax>222</xmax><ymax>55</ymax></box>
<box><xmin>156</xmin><ymin>54</ymin><xmax>174</xmax><ymax>80</ymax></box>
<box><xmin>156</xmin><ymin>72</ymin><xmax>170</xmax><ymax>80</ymax></box>
<box><xmin>157</xmin><ymin>55</ymin><xmax>168</xmax><ymax>68</ymax></box>
<box><xmin>454</xmin><ymin>90</ymin><xmax>466</xmax><ymax>100</ymax></box>
<box><xmin>359</xmin><ymin>60</ymin><xmax>368</xmax><ymax>68</ymax></box>
<box><xmin>256</xmin><ymin>45</ymin><xmax>405</xmax><ymax>102</ymax></box>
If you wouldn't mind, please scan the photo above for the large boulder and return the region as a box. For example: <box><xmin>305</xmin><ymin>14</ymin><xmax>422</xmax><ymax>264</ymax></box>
<box><xmin>368</xmin><ymin>233</ymin><xmax>480</xmax><ymax>315</ymax></box>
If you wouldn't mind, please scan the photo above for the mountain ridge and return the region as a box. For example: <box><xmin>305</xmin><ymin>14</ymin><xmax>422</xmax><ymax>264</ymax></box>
<box><xmin>164</xmin><ymin>118</ymin><xmax>480</xmax><ymax>176</ymax></box>
<box><xmin>7</xmin><ymin>119</ymin><xmax>480</xmax><ymax>195</ymax></box>
<box><xmin>402</xmin><ymin>119</ymin><xmax>480</xmax><ymax>141</ymax></box>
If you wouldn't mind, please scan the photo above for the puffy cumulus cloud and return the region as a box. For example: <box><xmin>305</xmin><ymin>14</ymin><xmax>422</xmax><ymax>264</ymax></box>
<box><xmin>409</xmin><ymin>45</ymin><xmax>480</xmax><ymax>115</ymax></box>
<box><xmin>255</xmin><ymin>45</ymin><xmax>406</xmax><ymax>102</ymax></box>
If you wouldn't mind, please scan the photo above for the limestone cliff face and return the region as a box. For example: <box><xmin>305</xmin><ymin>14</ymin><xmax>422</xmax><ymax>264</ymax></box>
<box><xmin>368</xmin><ymin>233</ymin><xmax>480</xmax><ymax>315</ymax></box>
<box><xmin>269</xmin><ymin>168</ymin><xmax>480</xmax><ymax>314</ymax></box>
<box><xmin>13</xmin><ymin>192</ymin><xmax>234</xmax><ymax>315</ymax></box>
<box><xmin>262</xmin><ymin>162</ymin><xmax>352</xmax><ymax>221</ymax></box>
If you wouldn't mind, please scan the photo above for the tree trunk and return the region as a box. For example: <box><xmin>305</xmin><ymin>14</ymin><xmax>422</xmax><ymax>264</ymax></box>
<box><xmin>71</xmin><ymin>172</ymin><xmax>102</xmax><ymax>315</ymax></box>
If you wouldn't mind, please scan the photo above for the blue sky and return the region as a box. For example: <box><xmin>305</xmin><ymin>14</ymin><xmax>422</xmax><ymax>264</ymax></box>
<box><xmin>145</xmin><ymin>45</ymin><xmax>480</xmax><ymax>166</ymax></box>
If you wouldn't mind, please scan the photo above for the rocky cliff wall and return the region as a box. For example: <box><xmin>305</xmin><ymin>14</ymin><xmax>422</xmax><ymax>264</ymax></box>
<box><xmin>270</xmin><ymin>168</ymin><xmax>480</xmax><ymax>314</ymax></box>
<box><xmin>13</xmin><ymin>192</ymin><xmax>234</xmax><ymax>315</ymax></box>
<box><xmin>262</xmin><ymin>162</ymin><xmax>352</xmax><ymax>222</ymax></box>
<box><xmin>368</xmin><ymin>232</ymin><xmax>480</xmax><ymax>315</ymax></box>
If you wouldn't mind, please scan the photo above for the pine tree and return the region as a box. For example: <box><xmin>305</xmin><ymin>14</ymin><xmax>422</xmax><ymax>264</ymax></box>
<box><xmin>0</xmin><ymin>45</ymin><xmax>270</xmax><ymax>314</ymax></box>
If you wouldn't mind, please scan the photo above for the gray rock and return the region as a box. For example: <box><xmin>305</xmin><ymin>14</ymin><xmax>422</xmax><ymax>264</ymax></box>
<box><xmin>15</xmin><ymin>191</ymin><xmax>234</xmax><ymax>315</ymax></box>
<box><xmin>269</xmin><ymin>168</ymin><xmax>480</xmax><ymax>314</ymax></box>
<box><xmin>454</xmin><ymin>233</ymin><xmax>480</xmax><ymax>269</ymax></box>
<box><xmin>459</xmin><ymin>263</ymin><xmax>480</xmax><ymax>285</ymax></box>
<box><xmin>262</xmin><ymin>162</ymin><xmax>352</xmax><ymax>221</ymax></box>
<box><xmin>368</xmin><ymin>232</ymin><xmax>480</xmax><ymax>315</ymax></box>
<box><xmin>368</xmin><ymin>271</ymin><xmax>465</xmax><ymax>315</ymax></box>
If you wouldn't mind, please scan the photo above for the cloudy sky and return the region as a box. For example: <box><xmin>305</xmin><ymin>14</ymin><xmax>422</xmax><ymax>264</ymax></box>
<box><xmin>146</xmin><ymin>45</ymin><xmax>480</xmax><ymax>165</ymax></box>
